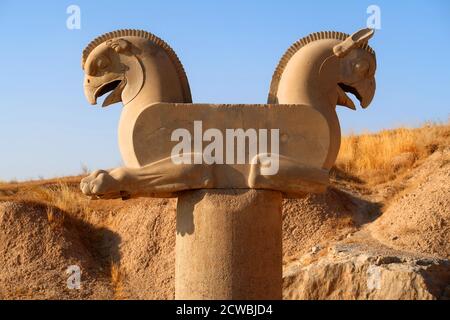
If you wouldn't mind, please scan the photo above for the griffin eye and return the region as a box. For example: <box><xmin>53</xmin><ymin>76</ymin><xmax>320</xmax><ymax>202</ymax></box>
<box><xmin>354</xmin><ymin>60</ymin><xmax>369</xmax><ymax>75</ymax></box>
<box><xmin>96</xmin><ymin>57</ymin><xmax>110</xmax><ymax>69</ymax></box>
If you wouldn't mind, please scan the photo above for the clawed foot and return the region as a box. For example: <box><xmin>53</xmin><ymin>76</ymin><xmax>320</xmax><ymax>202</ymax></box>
<box><xmin>248</xmin><ymin>153</ymin><xmax>280</xmax><ymax>188</ymax></box>
<box><xmin>80</xmin><ymin>168</ymin><xmax>130</xmax><ymax>199</ymax></box>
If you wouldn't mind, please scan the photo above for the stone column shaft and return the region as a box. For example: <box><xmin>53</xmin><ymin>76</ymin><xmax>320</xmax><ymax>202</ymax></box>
<box><xmin>175</xmin><ymin>189</ymin><xmax>283</xmax><ymax>300</ymax></box>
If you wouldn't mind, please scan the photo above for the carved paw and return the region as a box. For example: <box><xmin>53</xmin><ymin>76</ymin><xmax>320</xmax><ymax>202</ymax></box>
<box><xmin>80</xmin><ymin>168</ymin><xmax>128</xmax><ymax>199</ymax></box>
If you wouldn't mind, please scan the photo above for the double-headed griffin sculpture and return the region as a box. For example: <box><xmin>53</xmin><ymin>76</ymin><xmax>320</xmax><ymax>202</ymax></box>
<box><xmin>79</xmin><ymin>27</ymin><xmax>377</xmax><ymax>300</ymax></box>
<box><xmin>80</xmin><ymin>28</ymin><xmax>376</xmax><ymax>200</ymax></box>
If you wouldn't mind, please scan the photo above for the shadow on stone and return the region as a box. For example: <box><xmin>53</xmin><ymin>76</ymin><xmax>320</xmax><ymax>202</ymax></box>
<box><xmin>176</xmin><ymin>190</ymin><xmax>206</xmax><ymax>236</ymax></box>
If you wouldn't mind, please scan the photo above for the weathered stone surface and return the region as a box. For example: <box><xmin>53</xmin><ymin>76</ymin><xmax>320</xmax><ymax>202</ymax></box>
<box><xmin>80</xmin><ymin>102</ymin><xmax>331</xmax><ymax>198</ymax></box>
<box><xmin>283</xmin><ymin>243</ymin><xmax>450</xmax><ymax>300</ymax></box>
<box><xmin>120</xmin><ymin>102</ymin><xmax>330</xmax><ymax>172</ymax></box>
<box><xmin>175</xmin><ymin>189</ymin><xmax>283</xmax><ymax>300</ymax></box>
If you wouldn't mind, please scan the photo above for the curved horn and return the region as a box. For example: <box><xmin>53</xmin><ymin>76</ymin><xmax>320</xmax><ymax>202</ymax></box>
<box><xmin>333</xmin><ymin>28</ymin><xmax>375</xmax><ymax>58</ymax></box>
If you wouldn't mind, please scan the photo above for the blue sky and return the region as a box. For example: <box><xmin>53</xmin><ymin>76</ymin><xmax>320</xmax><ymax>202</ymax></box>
<box><xmin>0</xmin><ymin>0</ymin><xmax>449</xmax><ymax>181</ymax></box>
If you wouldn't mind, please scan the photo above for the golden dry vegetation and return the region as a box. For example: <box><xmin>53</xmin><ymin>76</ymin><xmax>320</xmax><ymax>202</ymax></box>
<box><xmin>336</xmin><ymin>121</ymin><xmax>450</xmax><ymax>184</ymax></box>
<box><xmin>110</xmin><ymin>262</ymin><xmax>127</xmax><ymax>300</ymax></box>
<box><xmin>0</xmin><ymin>177</ymin><xmax>100</xmax><ymax>230</ymax></box>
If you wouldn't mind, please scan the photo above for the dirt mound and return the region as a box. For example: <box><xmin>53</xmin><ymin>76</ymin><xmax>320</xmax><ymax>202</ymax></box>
<box><xmin>282</xmin><ymin>187</ymin><xmax>376</xmax><ymax>260</ymax></box>
<box><xmin>369</xmin><ymin>149</ymin><xmax>450</xmax><ymax>258</ymax></box>
<box><xmin>108</xmin><ymin>198</ymin><xmax>176</xmax><ymax>299</ymax></box>
<box><xmin>0</xmin><ymin>201</ymin><xmax>112</xmax><ymax>299</ymax></box>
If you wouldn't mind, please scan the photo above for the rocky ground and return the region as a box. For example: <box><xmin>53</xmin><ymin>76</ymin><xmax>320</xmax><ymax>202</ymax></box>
<box><xmin>0</xmin><ymin>124</ymin><xmax>449</xmax><ymax>300</ymax></box>
<box><xmin>283</xmin><ymin>146</ymin><xmax>450</xmax><ymax>299</ymax></box>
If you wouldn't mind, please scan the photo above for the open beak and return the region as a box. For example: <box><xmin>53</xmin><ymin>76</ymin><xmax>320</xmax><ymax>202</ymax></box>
<box><xmin>84</xmin><ymin>86</ymin><xmax>97</xmax><ymax>105</ymax></box>
<box><xmin>84</xmin><ymin>77</ymin><xmax>126</xmax><ymax>107</ymax></box>
<box><xmin>353</xmin><ymin>77</ymin><xmax>376</xmax><ymax>108</ymax></box>
<box><xmin>337</xmin><ymin>77</ymin><xmax>376</xmax><ymax>110</ymax></box>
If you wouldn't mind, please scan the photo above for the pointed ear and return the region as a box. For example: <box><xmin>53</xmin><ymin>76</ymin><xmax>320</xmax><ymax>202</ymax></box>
<box><xmin>333</xmin><ymin>28</ymin><xmax>374</xmax><ymax>58</ymax></box>
<box><xmin>351</xmin><ymin>28</ymin><xmax>375</xmax><ymax>44</ymax></box>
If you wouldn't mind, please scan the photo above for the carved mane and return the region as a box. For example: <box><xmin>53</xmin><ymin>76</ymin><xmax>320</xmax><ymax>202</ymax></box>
<box><xmin>268</xmin><ymin>31</ymin><xmax>375</xmax><ymax>103</ymax></box>
<box><xmin>82</xmin><ymin>29</ymin><xmax>192</xmax><ymax>102</ymax></box>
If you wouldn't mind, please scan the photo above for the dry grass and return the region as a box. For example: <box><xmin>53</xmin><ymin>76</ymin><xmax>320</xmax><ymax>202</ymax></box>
<box><xmin>33</xmin><ymin>182</ymin><xmax>92</xmax><ymax>228</ymax></box>
<box><xmin>336</xmin><ymin>121</ymin><xmax>450</xmax><ymax>184</ymax></box>
<box><xmin>23</xmin><ymin>181</ymin><xmax>90</xmax><ymax>217</ymax></box>
<box><xmin>0</xmin><ymin>179</ymin><xmax>93</xmax><ymax>225</ymax></box>
<box><xmin>110</xmin><ymin>262</ymin><xmax>126</xmax><ymax>299</ymax></box>
<box><xmin>46</xmin><ymin>206</ymin><xmax>65</xmax><ymax>229</ymax></box>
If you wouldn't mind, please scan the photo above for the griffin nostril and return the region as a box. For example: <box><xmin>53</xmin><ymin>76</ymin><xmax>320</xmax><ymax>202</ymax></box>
<box><xmin>87</xmin><ymin>79</ymin><xmax>90</xmax><ymax>84</ymax></box>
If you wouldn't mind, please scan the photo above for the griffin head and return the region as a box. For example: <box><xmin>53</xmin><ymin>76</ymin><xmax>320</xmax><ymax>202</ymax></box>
<box><xmin>82</xmin><ymin>33</ymin><xmax>144</xmax><ymax>107</ymax></box>
<box><xmin>333</xmin><ymin>28</ymin><xmax>377</xmax><ymax>110</ymax></box>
